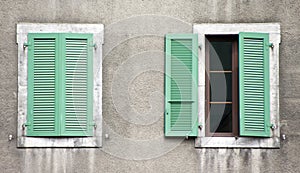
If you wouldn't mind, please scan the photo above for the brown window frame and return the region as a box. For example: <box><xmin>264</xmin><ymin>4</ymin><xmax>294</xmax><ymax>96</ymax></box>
<box><xmin>205</xmin><ymin>35</ymin><xmax>239</xmax><ymax>137</ymax></box>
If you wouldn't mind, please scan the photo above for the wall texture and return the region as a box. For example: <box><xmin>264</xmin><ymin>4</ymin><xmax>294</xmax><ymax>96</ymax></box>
<box><xmin>0</xmin><ymin>0</ymin><xmax>299</xmax><ymax>172</ymax></box>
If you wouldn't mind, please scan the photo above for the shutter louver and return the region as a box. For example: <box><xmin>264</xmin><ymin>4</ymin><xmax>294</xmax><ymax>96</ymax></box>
<box><xmin>27</xmin><ymin>34</ymin><xmax>59</xmax><ymax>136</ymax></box>
<box><xmin>165</xmin><ymin>34</ymin><xmax>198</xmax><ymax>137</ymax></box>
<box><xmin>239</xmin><ymin>32</ymin><xmax>270</xmax><ymax>137</ymax></box>
<box><xmin>61</xmin><ymin>34</ymin><xmax>93</xmax><ymax>136</ymax></box>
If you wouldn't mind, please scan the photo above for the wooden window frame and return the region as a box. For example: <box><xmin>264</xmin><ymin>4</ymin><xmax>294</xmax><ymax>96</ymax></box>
<box><xmin>205</xmin><ymin>35</ymin><xmax>238</xmax><ymax>137</ymax></box>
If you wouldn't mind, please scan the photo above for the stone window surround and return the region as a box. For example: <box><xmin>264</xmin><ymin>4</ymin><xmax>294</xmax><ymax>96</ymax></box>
<box><xmin>193</xmin><ymin>23</ymin><xmax>281</xmax><ymax>148</ymax></box>
<box><xmin>17</xmin><ymin>23</ymin><xmax>103</xmax><ymax>147</ymax></box>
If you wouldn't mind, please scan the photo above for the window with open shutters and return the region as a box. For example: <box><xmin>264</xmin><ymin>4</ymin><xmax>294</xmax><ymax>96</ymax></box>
<box><xmin>193</xmin><ymin>23</ymin><xmax>280</xmax><ymax>148</ymax></box>
<box><xmin>164</xmin><ymin>32</ymin><xmax>272</xmax><ymax>139</ymax></box>
<box><xmin>205</xmin><ymin>33</ymin><xmax>270</xmax><ymax>138</ymax></box>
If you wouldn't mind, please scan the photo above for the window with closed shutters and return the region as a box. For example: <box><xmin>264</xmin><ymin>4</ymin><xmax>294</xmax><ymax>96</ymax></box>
<box><xmin>26</xmin><ymin>33</ymin><xmax>94</xmax><ymax>137</ymax></box>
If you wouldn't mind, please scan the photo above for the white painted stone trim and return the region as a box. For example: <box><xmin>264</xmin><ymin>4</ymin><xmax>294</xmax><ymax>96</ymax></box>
<box><xmin>17</xmin><ymin>23</ymin><xmax>104</xmax><ymax>147</ymax></box>
<box><xmin>193</xmin><ymin>23</ymin><xmax>281</xmax><ymax>148</ymax></box>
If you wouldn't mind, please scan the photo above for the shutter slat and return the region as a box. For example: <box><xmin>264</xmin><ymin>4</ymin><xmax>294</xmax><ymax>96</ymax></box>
<box><xmin>165</xmin><ymin>34</ymin><xmax>198</xmax><ymax>137</ymax></box>
<box><xmin>239</xmin><ymin>32</ymin><xmax>270</xmax><ymax>137</ymax></box>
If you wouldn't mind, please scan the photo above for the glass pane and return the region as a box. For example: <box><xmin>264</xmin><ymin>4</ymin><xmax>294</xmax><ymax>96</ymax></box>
<box><xmin>210</xmin><ymin>73</ymin><xmax>232</xmax><ymax>102</ymax></box>
<box><xmin>210</xmin><ymin>104</ymin><xmax>232</xmax><ymax>133</ymax></box>
<box><xmin>209</xmin><ymin>42</ymin><xmax>232</xmax><ymax>71</ymax></box>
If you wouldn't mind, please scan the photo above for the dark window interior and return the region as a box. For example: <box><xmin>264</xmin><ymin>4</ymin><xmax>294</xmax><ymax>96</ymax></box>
<box><xmin>205</xmin><ymin>35</ymin><xmax>238</xmax><ymax>137</ymax></box>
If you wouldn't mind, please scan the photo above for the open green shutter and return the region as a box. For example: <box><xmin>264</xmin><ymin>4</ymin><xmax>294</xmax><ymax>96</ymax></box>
<box><xmin>239</xmin><ymin>32</ymin><xmax>270</xmax><ymax>137</ymax></box>
<box><xmin>165</xmin><ymin>34</ymin><xmax>198</xmax><ymax>137</ymax></box>
<box><xmin>27</xmin><ymin>33</ymin><xmax>60</xmax><ymax>136</ymax></box>
<box><xmin>60</xmin><ymin>34</ymin><xmax>94</xmax><ymax>136</ymax></box>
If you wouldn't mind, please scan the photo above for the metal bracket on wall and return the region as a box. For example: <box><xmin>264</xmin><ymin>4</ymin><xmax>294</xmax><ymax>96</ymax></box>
<box><xmin>90</xmin><ymin>122</ymin><xmax>97</xmax><ymax>129</ymax></box>
<box><xmin>23</xmin><ymin>43</ymin><xmax>29</xmax><ymax>50</ymax></box>
<box><xmin>270</xmin><ymin>123</ymin><xmax>277</xmax><ymax>130</ymax></box>
<box><xmin>198</xmin><ymin>123</ymin><xmax>203</xmax><ymax>130</ymax></box>
<box><xmin>22</xmin><ymin>122</ymin><xmax>30</xmax><ymax>130</ymax></box>
<box><xmin>91</xmin><ymin>43</ymin><xmax>97</xmax><ymax>50</ymax></box>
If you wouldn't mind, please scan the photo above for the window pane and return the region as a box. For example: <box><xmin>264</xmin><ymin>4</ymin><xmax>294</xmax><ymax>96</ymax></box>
<box><xmin>210</xmin><ymin>104</ymin><xmax>232</xmax><ymax>133</ymax></box>
<box><xmin>210</xmin><ymin>73</ymin><xmax>232</xmax><ymax>102</ymax></box>
<box><xmin>209</xmin><ymin>42</ymin><xmax>232</xmax><ymax>71</ymax></box>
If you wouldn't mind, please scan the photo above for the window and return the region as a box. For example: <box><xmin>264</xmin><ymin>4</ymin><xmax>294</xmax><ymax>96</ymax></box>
<box><xmin>165</xmin><ymin>23</ymin><xmax>280</xmax><ymax>148</ymax></box>
<box><xmin>17</xmin><ymin>23</ymin><xmax>103</xmax><ymax>147</ymax></box>
<box><xmin>194</xmin><ymin>23</ymin><xmax>280</xmax><ymax>148</ymax></box>
<box><xmin>206</xmin><ymin>33</ymin><xmax>272</xmax><ymax>139</ymax></box>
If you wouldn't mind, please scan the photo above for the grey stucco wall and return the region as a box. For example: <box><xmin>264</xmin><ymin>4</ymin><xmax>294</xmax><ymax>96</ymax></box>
<box><xmin>0</xmin><ymin>0</ymin><xmax>299</xmax><ymax>172</ymax></box>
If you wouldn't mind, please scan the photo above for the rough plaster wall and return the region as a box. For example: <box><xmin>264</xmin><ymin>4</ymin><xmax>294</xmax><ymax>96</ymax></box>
<box><xmin>0</xmin><ymin>0</ymin><xmax>300</xmax><ymax>172</ymax></box>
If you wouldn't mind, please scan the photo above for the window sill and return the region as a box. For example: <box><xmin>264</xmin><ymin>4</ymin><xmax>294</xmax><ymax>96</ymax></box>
<box><xmin>17</xmin><ymin>136</ymin><xmax>101</xmax><ymax>148</ymax></box>
<box><xmin>195</xmin><ymin>136</ymin><xmax>280</xmax><ymax>148</ymax></box>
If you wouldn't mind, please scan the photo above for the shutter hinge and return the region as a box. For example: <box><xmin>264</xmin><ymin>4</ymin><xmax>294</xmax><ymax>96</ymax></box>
<box><xmin>269</xmin><ymin>43</ymin><xmax>274</xmax><ymax>49</ymax></box>
<box><xmin>91</xmin><ymin>43</ymin><xmax>97</xmax><ymax>49</ymax></box>
<box><xmin>22</xmin><ymin>122</ymin><xmax>31</xmax><ymax>129</ymax></box>
<box><xmin>270</xmin><ymin>123</ymin><xmax>277</xmax><ymax>130</ymax></box>
<box><xmin>198</xmin><ymin>122</ymin><xmax>203</xmax><ymax>130</ymax></box>
<box><xmin>90</xmin><ymin>122</ymin><xmax>97</xmax><ymax>129</ymax></box>
<box><xmin>23</xmin><ymin>43</ymin><xmax>30</xmax><ymax>50</ymax></box>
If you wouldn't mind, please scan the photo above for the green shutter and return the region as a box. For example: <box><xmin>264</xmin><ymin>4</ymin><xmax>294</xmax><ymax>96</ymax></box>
<box><xmin>239</xmin><ymin>32</ymin><xmax>270</xmax><ymax>137</ymax></box>
<box><xmin>27</xmin><ymin>33</ymin><xmax>93</xmax><ymax>136</ymax></box>
<box><xmin>165</xmin><ymin>34</ymin><xmax>198</xmax><ymax>137</ymax></box>
<box><xmin>27</xmin><ymin>33</ymin><xmax>60</xmax><ymax>136</ymax></box>
<box><xmin>61</xmin><ymin>34</ymin><xmax>93</xmax><ymax>136</ymax></box>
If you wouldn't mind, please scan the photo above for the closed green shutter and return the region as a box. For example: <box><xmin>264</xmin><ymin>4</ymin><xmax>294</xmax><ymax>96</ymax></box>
<box><xmin>27</xmin><ymin>34</ymin><xmax>60</xmax><ymax>136</ymax></box>
<box><xmin>239</xmin><ymin>32</ymin><xmax>270</xmax><ymax>137</ymax></box>
<box><xmin>61</xmin><ymin>34</ymin><xmax>93</xmax><ymax>136</ymax></box>
<box><xmin>165</xmin><ymin>34</ymin><xmax>198</xmax><ymax>137</ymax></box>
<box><xmin>27</xmin><ymin>33</ymin><xmax>93</xmax><ymax>136</ymax></box>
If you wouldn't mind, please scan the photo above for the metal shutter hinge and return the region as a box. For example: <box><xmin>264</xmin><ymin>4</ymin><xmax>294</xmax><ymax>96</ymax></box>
<box><xmin>22</xmin><ymin>122</ymin><xmax>31</xmax><ymax>130</ymax></box>
<box><xmin>269</xmin><ymin>43</ymin><xmax>274</xmax><ymax>49</ymax></box>
<box><xmin>90</xmin><ymin>122</ymin><xmax>97</xmax><ymax>129</ymax></box>
<box><xmin>198</xmin><ymin>123</ymin><xmax>203</xmax><ymax>130</ymax></box>
<box><xmin>23</xmin><ymin>43</ymin><xmax>30</xmax><ymax>50</ymax></box>
<box><xmin>91</xmin><ymin>43</ymin><xmax>97</xmax><ymax>49</ymax></box>
<box><xmin>270</xmin><ymin>123</ymin><xmax>277</xmax><ymax>130</ymax></box>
